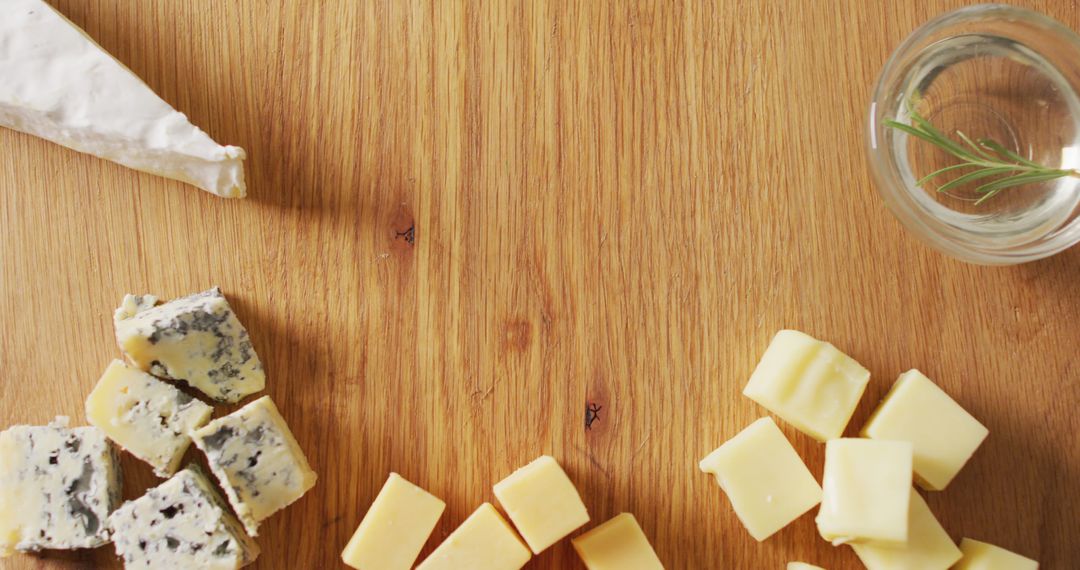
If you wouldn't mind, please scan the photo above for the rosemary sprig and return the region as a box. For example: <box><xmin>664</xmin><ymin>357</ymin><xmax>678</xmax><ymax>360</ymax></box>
<box><xmin>884</xmin><ymin>106</ymin><xmax>1079</xmax><ymax>205</ymax></box>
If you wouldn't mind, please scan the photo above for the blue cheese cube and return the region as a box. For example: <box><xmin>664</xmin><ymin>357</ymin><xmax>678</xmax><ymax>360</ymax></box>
<box><xmin>108</xmin><ymin>465</ymin><xmax>260</xmax><ymax>569</ymax></box>
<box><xmin>0</xmin><ymin>418</ymin><xmax>122</xmax><ymax>556</ymax></box>
<box><xmin>86</xmin><ymin>360</ymin><xmax>213</xmax><ymax>477</ymax></box>
<box><xmin>114</xmin><ymin>288</ymin><xmax>265</xmax><ymax>403</ymax></box>
<box><xmin>192</xmin><ymin>396</ymin><xmax>317</xmax><ymax>535</ymax></box>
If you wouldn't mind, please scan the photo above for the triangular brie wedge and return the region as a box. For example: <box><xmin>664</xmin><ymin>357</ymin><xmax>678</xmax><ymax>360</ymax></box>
<box><xmin>0</xmin><ymin>0</ymin><xmax>247</xmax><ymax>198</ymax></box>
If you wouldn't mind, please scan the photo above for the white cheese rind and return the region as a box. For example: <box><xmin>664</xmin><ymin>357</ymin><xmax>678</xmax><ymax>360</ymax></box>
<box><xmin>0</xmin><ymin>0</ymin><xmax>247</xmax><ymax>197</ymax></box>
<box><xmin>108</xmin><ymin>465</ymin><xmax>260</xmax><ymax>569</ymax></box>
<box><xmin>192</xmin><ymin>396</ymin><xmax>317</xmax><ymax>536</ymax></box>
<box><xmin>114</xmin><ymin>288</ymin><xmax>265</xmax><ymax>404</ymax></box>
<box><xmin>86</xmin><ymin>359</ymin><xmax>213</xmax><ymax>477</ymax></box>
<box><xmin>0</xmin><ymin>418</ymin><xmax>122</xmax><ymax>556</ymax></box>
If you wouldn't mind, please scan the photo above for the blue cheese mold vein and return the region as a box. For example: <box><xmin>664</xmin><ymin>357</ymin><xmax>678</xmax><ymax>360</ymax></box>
<box><xmin>114</xmin><ymin>288</ymin><xmax>266</xmax><ymax>404</ymax></box>
<box><xmin>107</xmin><ymin>465</ymin><xmax>260</xmax><ymax>569</ymax></box>
<box><xmin>0</xmin><ymin>417</ymin><xmax>122</xmax><ymax>556</ymax></box>
<box><xmin>192</xmin><ymin>396</ymin><xmax>317</xmax><ymax>536</ymax></box>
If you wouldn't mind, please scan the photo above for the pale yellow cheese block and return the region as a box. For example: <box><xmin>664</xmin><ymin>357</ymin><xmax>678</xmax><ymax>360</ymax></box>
<box><xmin>493</xmin><ymin>455</ymin><xmax>589</xmax><ymax>554</ymax></box>
<box><xmin>788</xmin><ymin>563</ymin><xmax>826</xmax><ymax>570</ymax></box>
<box><xmin>743</xmin><ymin>330</ymin><xmax>870</xmax><ymax>441</ymax></box>
<box><xmin>699</xmin><ymin>417</ymin><xmax>822</xmax><ymax>542</ymax></box>
<box><xmin>341</xmin><ymin>473</ymin><xmax>446</xmax><ymax>570</ymax></box>
<box><xmin>415</xmin><ymin>503</ymin><xmax>531</xmax><ymax>570</ymax></box>
<box><xmin>85</xmin><ymin>359</ymin><xmax>212</xmax><ymax>477</ymax></box>
<box><xmin>954</xmin><ymin>538</ymin><xmax>1039</xmax><ymax>570</ymax></box>
<box><xmin>850</xmin><ymin>490</ymin><xmax>961</xmax><ymax>570</ymax></box>
<box><xmin>816</xmin><ymin>438</ymin><xmax>913</xmax><ymax>544</ymax></box>
<box><xmin>571</xmin><ymin>513</ymin><xmax>664</xmax><ymax>570</ymax></box>
<box><xmin>861</xmin><ymin>369</ymin><xmax>988</xmax><ymax>491</ymax></box>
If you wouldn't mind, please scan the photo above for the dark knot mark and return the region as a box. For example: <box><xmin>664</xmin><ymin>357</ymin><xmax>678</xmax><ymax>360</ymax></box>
<box><xmin>395</xmin><ymin>225</ymin><xmax>415</xmax><ymax>246</ymax></box>
<box><xmin>585</xmin><ymin>403</ymin><xmax>602</xmax><ymax>430</ymax></box>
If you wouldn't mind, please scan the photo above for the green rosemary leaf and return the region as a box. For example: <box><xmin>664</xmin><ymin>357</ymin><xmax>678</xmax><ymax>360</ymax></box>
<box><xmin>906</xmin><ymin>110</ymin><xmax>981</xmax><ymax>162</ymax></box>
<box><xmin>976</xmin><ymin>139</ymin><xmax>1043</xmax><ymax>168</ymax></box>
<box><xmin>886</xmin><ymin>100</ymin><xmax>1080</xmax><ymax>204</ymax></box>
<box><xmin>935</xmin><ymin>167</ymin><xmax>1018</xmax><ymax>193</ymax></box>
<box><xmin>884</xmin><ymin>120</ymin><xmax>940</xmax><ymax>144</ymax></box>
<box><xmin>916</xmin><ymin>163</ymin><xmax>974</xmax><ymax>186</ymax></box>
<box><xmin>973</xmin><ymin>170</ymin><xmax>1072</xmax><ymax>196</ymax></box>
<box><xmin>954</xmin><ymin>130</ymin><xmax>998</xmax><ymax>162</ymax></box>
<box><xmin>975</xmin><ymin>188</ymin><xmax>1008</xmax><ymax>204</ymax></box>
<box><xmin>889</xmin><ymin>120</ymin><xmax>975</xmax><ymax>164</ymax></box>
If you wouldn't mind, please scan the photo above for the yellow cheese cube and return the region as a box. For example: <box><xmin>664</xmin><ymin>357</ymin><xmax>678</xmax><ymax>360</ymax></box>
<box><xmin>861</xmin><ymin>370</ymin><xmax>988</xmax><ymax>491</ymax></box>
<box><xmin>571</xmin><ymin>513</ymin><xmax>663</xmax><ymax>570</ymax></box>
<box><xmin>955</xmin><ymin>538</ymin><xmax>1038</xmax><ymax>570</ymax></box>
<box><xmin>493</xmin><ymin>455</ymin><xmax>589</xmax><ymax>553</ymax></box>
<box><xmin>788</xmin><ymin>563</ymin><xmax>826</xmax><ymax>570</ymax></box>
<box><xmin>743</xmin><ymin>330</ymin><xmax>870</xmax><ymax>441</ymax></box>
<box><xmin>341</xmin><ymin>473</ymin><xmax>446</xmax><ymax>570</ymax></box>
<box><xmin>850</xmin><ymin>490</ymin><xmax>962</xmax><ymax>570</ymax></box>
<box><xmin>416</xmin><ymin>503</ymin><xmax>531</xmax><ymax>570</ymax></box>
<box><xmin>699</xmin><ymin>417</ymin><xmax>822</xmax><ymax>541</ymax></box>
<box><xmin>816</xmin><ymin>439</ymin><xmax>912</xmax><ymax>544</ymax></box>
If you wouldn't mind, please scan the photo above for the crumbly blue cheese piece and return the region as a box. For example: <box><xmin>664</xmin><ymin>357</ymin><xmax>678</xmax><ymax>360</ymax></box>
<box><xmin>114</xmin><ymin>288</ymin><xmax>265</xmax><ymax>403</ymax></box>
<box><xmin>108</xmin><ymin>465</ymin><xmax>260</xmax><ymax>569</ymax></box>
<box><xmin>0</xmin><ymin>418</ymin><xmax>122</xmax><ymax>556</ymax></box>
<box><xmin>86</xmin><ymin>360</ymin><xmax>213</xmax><ymax>477</ymax></box>
<box><xmin>192</xmin><ymin>396</ymin><xmax>316</xmax><ymax>535</ymax></box>
<box><xmin>0</xmin><ymin>0</ymin><xmax>247</xmax><ymax>197</ymax></box>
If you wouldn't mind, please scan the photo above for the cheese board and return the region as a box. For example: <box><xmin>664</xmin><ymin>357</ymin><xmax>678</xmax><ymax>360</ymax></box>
<box><xmin>1</xmin><ymin>1</ymin><xmax>1079</xmax><ymax>568</ymax></box>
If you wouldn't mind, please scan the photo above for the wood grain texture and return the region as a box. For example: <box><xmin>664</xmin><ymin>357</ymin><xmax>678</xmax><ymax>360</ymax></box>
<box><xmin>2</xmin><ymin>1</ymin><xmax>1079</xmax><ymax>568</ymax></box>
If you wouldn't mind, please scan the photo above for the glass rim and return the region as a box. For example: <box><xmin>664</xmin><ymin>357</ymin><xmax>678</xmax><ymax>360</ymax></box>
<box><xmin>867</xmin><ymin>3</ymin><xmax>1080</xmax><ymax>265</ymax></box>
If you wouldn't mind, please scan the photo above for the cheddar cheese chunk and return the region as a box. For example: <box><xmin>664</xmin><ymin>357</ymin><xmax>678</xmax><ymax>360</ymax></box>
<box><xmin>341</xmin><ymin>473</ymin><xmax>445</xmax><ymax>570</ymax></box>
<box><xmin>743</xmin><ymin>330</ymin><xmax>870</xmax><ymax>441</ymax></box>
<box><xmin>416</xmin><ymin>503</ymin><xmax>531</xmax><ymax>570</ymax></box>
<box><xmin>816</xmin><ymin>439</ymin><xmax>913</xmax><ymax>544</ymax></box>
<box><xmin>850</xmin><ymin>490</ymin><xmax>961</xmax><ymax>570</ymax></box>
<box><xmin>862</xmin><ymin>370</ymin><xmax>988</xmax><ymax>491</ymax></box>
<box><xmin>699</xmin><ymin>417</ymin><xmax>822</xmax><ymax>541</ymax></box>
<box><xmin>571</xmin><ymin>513</ymin><xmax>664</xmax><ymax>570</ymax></box>
<box><xmin>493</xmin><ymin>455</ymin><xmax>589</xmax><ymax>553</ymax></box>
<box><xmin>955</xmin><ymin>538</ymin><xmax>1038</xmax><ymax>570</ymax></box>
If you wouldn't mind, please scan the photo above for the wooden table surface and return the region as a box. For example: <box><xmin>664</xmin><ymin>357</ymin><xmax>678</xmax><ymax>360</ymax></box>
<box><xmin>2</xmin><ymin>1</ymin><xmax>1078</xmax><ymax>568</ymax></box>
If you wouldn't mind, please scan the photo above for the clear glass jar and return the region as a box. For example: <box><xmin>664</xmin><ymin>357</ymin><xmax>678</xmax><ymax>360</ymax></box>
<box><xmin>868</xmin><ymin>4</ymin><xmax>1080</xmax><ymax>264</ymax></box>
